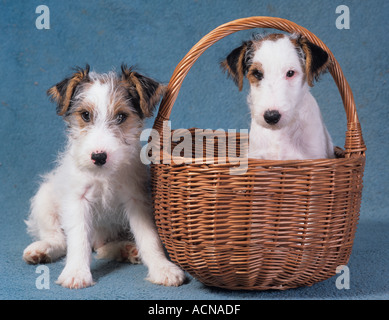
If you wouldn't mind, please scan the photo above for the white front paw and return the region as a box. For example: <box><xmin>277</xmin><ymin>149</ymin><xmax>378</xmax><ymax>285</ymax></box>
<box><xmin>147</xmin><ymin>261</ymin><xmax>185</xmax><ymax>287</ymax></box>
<box><xmin>23</xmin><ymin>241</ymin><xmax>52</xmax><ymax>264</ymax></box>
<box><xmin>56</xmin><ymin>267</ymin><xmax>94</xmax><ymax>289</ymax></box>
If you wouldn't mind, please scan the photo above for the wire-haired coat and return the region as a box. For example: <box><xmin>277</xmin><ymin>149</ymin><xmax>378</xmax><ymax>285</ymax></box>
<box><xmin>221</xmin><ymin>34</ymin><xmax>335</xmax><ymax>160</ymax></box>
<box><xmin>23</xmin><ymin>65</ymin><xmax>185</xmax><ymax>288</ymax></box>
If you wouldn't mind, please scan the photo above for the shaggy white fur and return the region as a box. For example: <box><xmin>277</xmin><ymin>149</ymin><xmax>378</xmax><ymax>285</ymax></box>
<box><xmin>23</xmin><ymin>65</ymin><xmax>185</xmax><ymax>289</ymax></box>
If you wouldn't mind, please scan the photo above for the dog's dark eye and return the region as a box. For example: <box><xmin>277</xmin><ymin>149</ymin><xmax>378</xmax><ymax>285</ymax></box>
<box><xmin>286</xmin><ymin>70</ymin><xmax>295</xmax><ymax>78</ymax></box>
<box><xmin>253</xmin><ymin>70</ymin><xmax>264</xmax><ymax>80</ymax></box>
<box><xmin>116</xmin><ymin>113</ymin><xmax>128</xmax><ymax>125</ymax></box>
<box><xmin>81</xmin><ymin>111</ymin><xmax>91</xmax><ymax>122</ymax></box>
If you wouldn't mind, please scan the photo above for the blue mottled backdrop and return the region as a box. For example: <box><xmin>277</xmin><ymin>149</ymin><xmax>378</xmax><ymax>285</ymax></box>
<box><xmin>0</xmin><ymin>0</ymin><xmax>388</xmax><ymax>300</ymax></box>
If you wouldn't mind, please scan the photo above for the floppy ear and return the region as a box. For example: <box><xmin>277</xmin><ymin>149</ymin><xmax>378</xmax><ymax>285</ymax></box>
<box><xmin>121</xmin><ymin>64</ymin><xmax>165</xmax><ymax>118</ymax></box>
<box><xmin>220</xmin><ymin>41</ymin><xmax>252</xmax><ymax>91</ymax></box>
<box><xmin>47</xmin><ymin>65</ymin><xmax>90</xmax><ymax>116</ymax></box>
<box><xmin>297</xmin><ymin>37</ymin><xmax>330</xmax><ymax>87</ymax></box>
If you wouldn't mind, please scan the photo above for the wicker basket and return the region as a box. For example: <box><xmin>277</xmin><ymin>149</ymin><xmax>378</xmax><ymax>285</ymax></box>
<box><xmin>150</xmin><ymin>17</ymin><xmax>366</xmax><ymax>290</ymax></box>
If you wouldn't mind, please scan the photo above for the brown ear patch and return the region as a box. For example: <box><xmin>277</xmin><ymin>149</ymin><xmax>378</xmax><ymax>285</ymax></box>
<box><xmin>120</xmin><ymin>64</ymin><xmax>165</xmax><ymax>118</ymax></box>
<box><xmin>220</xmin><ymin>41</ymin><xmax>252</xmax><ymax>91</ymax></box>
<box><xmin>294</xmin><ymin>36</ymin><xmax>330</xmax><ymax>86</ymax></box>
<box><xmin>47</xmin><ymin>65</ymin><xmax>90</xmax><ymax>116</ymax></box>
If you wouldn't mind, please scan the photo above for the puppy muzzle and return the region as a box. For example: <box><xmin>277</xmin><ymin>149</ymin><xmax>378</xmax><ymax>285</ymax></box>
<box><xmin>263</xmin><ymin>110</ymin><xmax>281</xmax><ymax>125</ymax></box>
<box><xmin>91</xmin><ymin>152</ymin><xmax>107</xmax><ymax>166</ymax></box>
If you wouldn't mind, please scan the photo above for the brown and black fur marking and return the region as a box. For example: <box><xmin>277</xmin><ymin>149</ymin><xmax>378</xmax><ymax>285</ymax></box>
<box><xmin>120</xmin><ymin>64</ymin><xmax>165</xmax><ymax>119</ymax></box>
<box><xmin>293</xmin><ymin>36</ymin><xmax>331</xmax><ymax>87</ymax></box>
<box><xmin>220</xmin><ymin>40</ymin><xmax>252</xmax><ymax>91</ymax></box>
<box><xmin>47</xmin><ymin>65</ymin><xmax>91</xmax><ymax>116</ymax></box>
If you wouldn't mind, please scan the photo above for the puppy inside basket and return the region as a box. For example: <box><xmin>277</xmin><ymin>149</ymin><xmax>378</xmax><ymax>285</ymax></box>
<box><xmin>221</xmin><ymin>33</ymin><xmax>335</xmax><ymax>161</ymax></box>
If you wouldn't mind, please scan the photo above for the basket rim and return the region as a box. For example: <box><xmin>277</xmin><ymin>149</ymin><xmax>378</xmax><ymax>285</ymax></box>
<box><xmin>152</xmin><ymin>153</ymin><xmax>365</xmax><ymax>168</ymax></box>
<box><xmin>150</xmin><ymin>127</ymin><xmax>365</xmax><ymax>167</ymax></box>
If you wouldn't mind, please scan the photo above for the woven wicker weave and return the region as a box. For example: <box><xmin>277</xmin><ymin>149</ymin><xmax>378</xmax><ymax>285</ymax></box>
<box><xmin>150</xmin><ymin>17</ymin><xmax>366</xmax><ymax>290</ymax></box>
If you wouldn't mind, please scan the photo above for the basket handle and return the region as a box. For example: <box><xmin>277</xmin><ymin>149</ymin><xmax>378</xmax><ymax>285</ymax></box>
<box><xmin>153</xmin><ymin>16</ymin><xmax>366</xmax><ymax>157</ymax></box>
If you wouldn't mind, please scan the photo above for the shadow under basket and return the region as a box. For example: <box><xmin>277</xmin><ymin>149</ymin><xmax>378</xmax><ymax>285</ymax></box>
<box><xmin>150</xmin><ymin>17</ymin><xmax>366</xmax><ymax>290</ymax></box>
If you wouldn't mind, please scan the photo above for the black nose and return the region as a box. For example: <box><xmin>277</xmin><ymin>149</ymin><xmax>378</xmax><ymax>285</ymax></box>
<box><xmin>264</xmin><ymin>110</ymin><xmax>281</xmax><ymax>125</ymax></box>
<box><xmin>91</xmin><ymin>152</ymin><xmax>107</xmax><ymax>166</ymax></box>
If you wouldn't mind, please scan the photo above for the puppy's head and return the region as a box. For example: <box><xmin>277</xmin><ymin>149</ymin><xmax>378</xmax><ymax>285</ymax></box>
<box><xmin>47</xmin><ymin>65</ymin><xmax>165</xmax><ymax>171</ymax></box>
<box><xmin>221</xmin><ymin>34</ymin><xmax>330</xmax><ymax>128</ymax></box>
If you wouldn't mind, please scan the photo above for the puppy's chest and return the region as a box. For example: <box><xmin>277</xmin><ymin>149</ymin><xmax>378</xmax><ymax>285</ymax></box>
<box><xmin>251</xmin><ymin>129</ymin><xmax>291</xmax><ymax>158</ymax></box>
<box><xmin>83</xmin><ymin>179</ymin><xmax>126</xmax><ymax>213</ymax></box>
